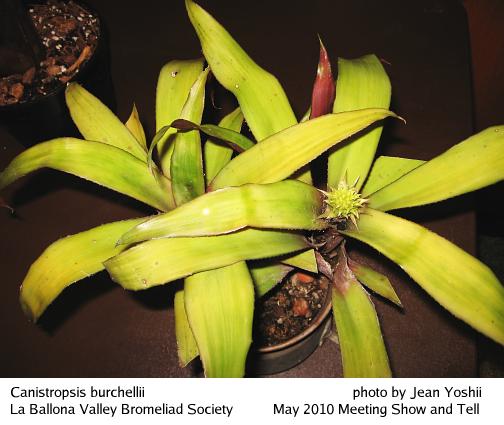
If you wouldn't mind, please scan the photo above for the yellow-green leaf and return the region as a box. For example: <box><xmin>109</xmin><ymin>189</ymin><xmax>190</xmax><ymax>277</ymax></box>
<box><xmin>125</xmin><ymin>103</ymin><xmax>147</xmax><ymax>150</ymax></box>
<box><xmin>185</xmin><ymin>262</ymin><xmax>254</xmax><ymax>377</ymax></box>
<box><xmin>20</xmin><ymin>218</ymin><xmax>144</xmax><ymax>321</ymax></box>
<box><xmin>185</xmin><ymin>0</ymin><xmax>296</xmax><ymax>142</ymax></box>
<box><xmin>156</xmin><ymin>59</ymin><xmax>204</xmax><ymax>175</ymax></box>
<box><xmin>174</xmin><ymin>290</ymin><xmax>199</xmax><ymax>367</ymax></box>
<box><xmin>361</xmin><ymin>156</ymin><xmax>425</xmax><ymax>197</ymax></box>
<box><xmin>204</xmin><ymin>107</ymin><xmax>244</xmax><ymax>185</ymax></box>
<box><xmin>117</xmin><ymin>180</ymin><xmax>325</xmax><ymax>245</ymax></box>
<box><xmin>172</xmin><ymin>119</ymin><xmax>254</xmax><ymax>152</ymax></box>
<box><xmin>211</xmin><ymin>109</ymin><xmax>397</xmax><ymax>190</ymax></box>
<box><xmin>171</xmin><ymin>68</ymin><xmax>209</xmax><ymax>205</ymax></box>
<box><xmin>248</xmin><ymin>250</ymin><xmax>317</xmax><ymax>297</ymax></box>
<box><xmin>250</xmin><ymin>261</ymin><xmax>293</xmax><ymax>297</ymax></box>
<box><xmin>0</xmin><ymin>138</ymin><xmax>174</xmax><ymax>212</ymax></box>
<box><xmin>65</xmin><ymin>83</ymin><xmax>147</xmax><ymax>160</ymax></box>
<box><xmin>328</xmin><ymin>55</ymin><xmax>391</xmax><ymax>190</ymax></box>
<box><xmin>185</xmin><ymin>0</ymin><xmax>313</xmax><ymax>184</ymax></box>
<box><xmin>300</xmin><ymin>107</ymin><xmax>311</xmax><ymax>123</ymax></box>
<box><xmin>343</xmin><ymin>208</ymin><xmax>504</xmax><ymax>345</ymax></box>
<box><xmin>105</xmin><ymin>229</ymin><xmax>308</xmax><ymax>291</ymax></box>
<box><xmin>332</xmin><ymin>248</ymin><xmax>392</xmax><ymax>377</ymax></box>
<box><xmin>348</xmin><ymin>258</ymin><xmax>402</xmax><ymax>307</ymax></box>
<box><xmin>369</xmin><ymin>126</ymin><xmax>504</xmax><ymax>211</ymax></box>
<box><xmin>280</xmin><ymin>249</ymin><xmax>318</xmax><ymax>273</ymax></box>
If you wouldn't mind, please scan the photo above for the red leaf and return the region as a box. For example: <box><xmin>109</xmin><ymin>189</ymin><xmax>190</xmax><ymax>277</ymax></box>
<box><xmin>310</xmin><ymin>37</ymin><xmax>335</xmax><ymax>119</ymax></box>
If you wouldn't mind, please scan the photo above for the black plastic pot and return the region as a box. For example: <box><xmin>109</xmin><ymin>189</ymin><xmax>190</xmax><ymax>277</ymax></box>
<box><xmin>250</xmin><ymin>284</ymin><xmax>333</xmax><ymax>375</ymax></box>
<box><xmin>0</xmin><ymin>0</ymin><xmax>115</xmax><ymax>146</ymax></box>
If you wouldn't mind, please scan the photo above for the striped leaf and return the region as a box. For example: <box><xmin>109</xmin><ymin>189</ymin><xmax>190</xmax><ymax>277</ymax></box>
<box><xmin>156</xmin><ymin>59</ymin><xmax>204</xmax><ymax>175</ymax></box>
<box><xmin>361</xmin><ymin>156</ymin><xmax>425</xmax><ymax>197</ymax></box>
<box><xmin>343</xmin><ymin>208</ymin><xmax>504</xmax><ymax>345</ymax></box>
<box><xmin>105</xmin><ymin>229</ymin><xmax>308</xmax><ymax>290</ymax></box>
<box><xmin>328</xmin><ymin>55</ymin><xmax>391</xmax><ymax>190</ymax></box>
<box><xmin>204</xmin><ymin>107</ymin><xmax>244</xmax><ymax>184</ymax></box>
<box><xmin>171</xmin><ymin>68</ymin><xmax>209</xmax><ymax>205</ymax></box>
<box><xmin>369</xmin><ymin>126</ymin><xmax>504</xmax><ymax>211</ymax></box>
<box><xmin>20</xmin><ymin>218</ymin><xmax>144</xmax><ymax>321</ymax></box>
<box><xmin>174</xmin><ymin>290</ymin><xmax>199</xmax><ymax>367</ymax></box>
<box><xmin>117</xmin><ymin>180</ymin><xmax>325</xmax><ymax>245</ymax></box>
<box><xmin>211</xmin><ymin>109</ymin><xmax>397</xmax><ymax>189</ymax></box>
<box><xmin>0</xmin><ymin>138</ymin><xmax>174</xmax><ymax>212</ymax></box>
<box><xmin>332</xmin><ymin>248</ymin><xmax>392</xmax><ymax>377</ymax></box>
<box><xmin>185</xmin><ymin>262</ymin><xmax>254</xmax><ymax>377</ymax></box>
<box><xmin>65</xmin><ymin>83</ymin><xmax>147</xmax><ymax>160</ymax></box>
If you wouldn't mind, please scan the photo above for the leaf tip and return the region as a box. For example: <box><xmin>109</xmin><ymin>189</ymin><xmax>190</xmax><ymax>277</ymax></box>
<box><xmin>19</xmin><ymin>294</ymin><xmax>37</xmax><ymax>323</ymax></box>
<box><xmin>0</xmin><ymin>197</ymin><xmax>14</xmax><ymax>214</ymax></box>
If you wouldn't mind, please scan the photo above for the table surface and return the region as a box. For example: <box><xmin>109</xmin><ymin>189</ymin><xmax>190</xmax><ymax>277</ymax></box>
<box><xmin>0</xmin><ymin>0</ymin><xmax>477</xmax><ymax>377</ymax></box>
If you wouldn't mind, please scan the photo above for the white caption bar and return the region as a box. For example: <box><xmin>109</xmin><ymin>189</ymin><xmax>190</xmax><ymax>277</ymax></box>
<box><xmin>1</xmin><ymin>378</ymin><xmax>502</xmax><ymax>425</ymax></box>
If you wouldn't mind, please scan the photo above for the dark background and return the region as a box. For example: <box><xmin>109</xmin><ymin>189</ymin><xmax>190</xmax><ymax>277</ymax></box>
<box><xmin>0</xmin><ymin>0</ymin><xmax>502</xmax><ymax>377</ymax></box>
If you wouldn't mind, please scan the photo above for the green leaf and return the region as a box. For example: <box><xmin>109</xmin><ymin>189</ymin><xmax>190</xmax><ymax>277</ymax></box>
<box><xmin>328</xmin><ymin>55</ymin><xmax>391</xmax><ymax>190</ymax></box>
<box><xmin>172</xmin><ymin>119</ymin><xmax>254</xmax><ymax>152</ymax></box>
<box><xmin>185</xmin><ymin>0</ymin><xmax>313</xmax><ymax>185</ymax></box>
<box><xmin>348</xmin><ymin>258</ymin><xmax>402</xmax><ymax>307</ymax></box>
<box><xmin>211</xmin><ymin>109</ymin><xmax>397</xmax><ymax>190</ymax></box>
<box><xmin>280</xmin><ymin>249</ymin><xmax>318</xmax><ymax>273</ymax></box>
<box><xmin>361</xmin><ymin>156</ymin><xmax>425</xmax><ymax>197</ymax></box>
<box><xmin>248</xmin><ymin>250</ymin><xmax>317</xmax><ymax>297</ymax></box>
<box><xmin>343</xmin><ymin>208</ymin><xmax>504</xmax><ymax>345</ymax></box>
<box><xmin>369</xmin><ymin>126</ymin><xmax>504</xmax><ymax>211</ymax></box>
<box><xmin>185</xmin><ymin>262</ymin><xmax>254</xmax><ymax>377</ymax></box>
<box><xmin>0</xmin><ymin>138</ymin><xmax>174</xmax><ymax>212</ymax></box>
<box><xmin>171</xmin><ymin>68</ymin><xmax>209</xmax><ymax>205</ymax></box>
<box><xmin>117</xmin><ymin>180</ymin><xmax>325</xmax><ymax>245</ymax></box>
<box><xmin>20</xmin><ymin>218</ymin><xmax>144</xmax><ymax>321</ymax></box>
<box><xmin>147</xmin><ymin>125</ymin><xmax>171</xmax><ymax>173</ymax></box>
<box><xmin>332</xmin><ymin>248</ymin><xmax>392</xmax><ymax>377</ymax></box>
<box><xmin>204</xmin><ymin>107</ymin><xmax>244</xmax><ymax>185</ymax></box>
<box><xmin>250</xmin><ymin>261</ymin><xmax>293</xmax><ymax>297</ymax></box>
<box><xmin>185</xmin><ymin>0</ymin><xmax>296</xmax><ymax>142</ymax></box>
<box><xmin>105</xmin><ymin>229</ymin><xmax>308</xmax><ymax>291</ymax></box>
<box><xmin>300</xmin><ymin>107</ymin><xmax>311</xmax><ymax>123</ymax></box>
<box><xmin>156</xmin><ymin>59</ymin><xmax>204</xmax><ymax>175</ymax></box>
<box><xmin>65</xmin><ymin>83</ymin><xmax>147</xmax><ymax>161</ymax></box>
<box><xmin>125</xmin><ymin>103</ymin><xmax>147</xmax><ymax>150</ymax></box>
<box><xmin>174</xmin><ymin>290</ymin><xmax>199</xmax><ymax>367</ymax></box>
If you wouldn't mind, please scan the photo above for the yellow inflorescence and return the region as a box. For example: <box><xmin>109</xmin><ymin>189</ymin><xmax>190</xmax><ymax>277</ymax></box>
<box><xmin>320</xmin><ymin>180</ymin><xmax>367</xmax><ymax>225</ymax></box>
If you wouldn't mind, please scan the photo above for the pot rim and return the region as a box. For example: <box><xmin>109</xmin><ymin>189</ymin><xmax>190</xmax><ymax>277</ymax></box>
<box><xmin>257</xmin><ymin>277</ymin><xmax>333</xmax><ymax>353</ymax></box>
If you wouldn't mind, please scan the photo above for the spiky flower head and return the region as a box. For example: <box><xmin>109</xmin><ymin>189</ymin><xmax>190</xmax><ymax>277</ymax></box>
<box><xmin>320</xmin><ymin>179</ymin><xmax>367</xmax><ymax>226</ymax></box>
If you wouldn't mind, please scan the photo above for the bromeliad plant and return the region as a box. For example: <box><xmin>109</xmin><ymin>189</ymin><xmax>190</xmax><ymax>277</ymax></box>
<box><xmin>2</xmin><ymin>0</ymin><xmax>504</xmax><ymax>377</ymax></box>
